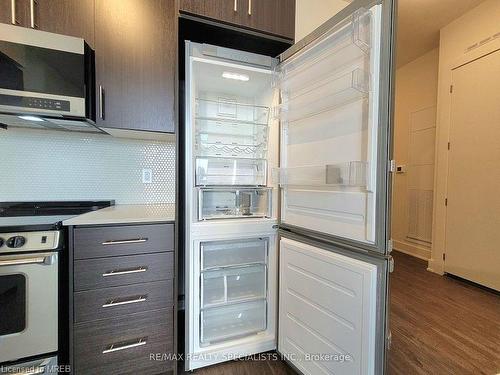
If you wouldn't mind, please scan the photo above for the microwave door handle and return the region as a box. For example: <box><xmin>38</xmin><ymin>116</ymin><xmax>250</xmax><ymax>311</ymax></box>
<box><xmin>99</xmin><ymin>85</ymin><xmax>105</xmax><ymax>120</ymax></box>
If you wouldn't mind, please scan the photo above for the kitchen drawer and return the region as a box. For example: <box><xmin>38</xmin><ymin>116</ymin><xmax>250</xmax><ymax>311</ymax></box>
<box><xmin>202</xmin><ymin>238</ymin><xmax>268</xmax><ymax>270</ymax></box>
<box><xmin>74</xmin><ymin>252</ymin><xmax>174</xmax><ymax>291</ymax></box>
<box><xmin>74</xmin><ymin>280</ymin><xmax>173</xmax><ymax>323</ymax></box>
<box><xmin>74</xmin><ymin>308</ymin><xmax>173</xmax><ymax>375</ymax></box>
<box><xmin>73</xmin><ymin>224</ymin><xmax>174</xmax><ymax>259</ymax></box>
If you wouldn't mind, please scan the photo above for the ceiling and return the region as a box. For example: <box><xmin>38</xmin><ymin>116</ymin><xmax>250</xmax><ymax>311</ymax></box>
<box><xmin>397</xmin><ymin>0</ymin><xmax>486</xmax><ymax>67</ymax></box>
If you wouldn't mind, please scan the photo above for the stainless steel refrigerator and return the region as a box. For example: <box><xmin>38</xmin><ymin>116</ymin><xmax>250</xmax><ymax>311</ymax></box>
<box><xmin>183</xmin><ymin>0</ymin><xmax>396</xmax><ymax>373</ymax></box>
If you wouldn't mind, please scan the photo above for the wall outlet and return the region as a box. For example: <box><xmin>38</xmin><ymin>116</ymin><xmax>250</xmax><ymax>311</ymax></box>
<box><xmin>142</xmin><ymin>169</ymin><xmax>153</xmax><ymax>184</ymax></box>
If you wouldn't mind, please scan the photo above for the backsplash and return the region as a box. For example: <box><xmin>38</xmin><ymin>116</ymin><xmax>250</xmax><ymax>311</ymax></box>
<box><xmin>0</xmin><ymin>128</ymin><xmax>175</xmax><ymax>204</ymax></box>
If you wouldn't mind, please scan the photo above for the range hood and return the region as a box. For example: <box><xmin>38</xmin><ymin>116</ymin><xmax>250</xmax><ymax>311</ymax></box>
<box><xmin>0</xmin><ymin>23</ymin><xmax>103</xmax><ymax>134</ymax></box>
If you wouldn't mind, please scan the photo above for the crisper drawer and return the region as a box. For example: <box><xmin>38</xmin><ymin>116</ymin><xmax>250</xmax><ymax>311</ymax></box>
<box><xmin>202</xmin><ymin>238</ymin><xmax>268</xmax><ymax>269</ymax></box>
<box><xmin>74</xmin><ymin>280</ymin><xmax>173</xmax><ymax>323</ymax></box>
<box><xmin>74</xmin><ymin>308</ymin><xmax>173</xmax><ymax>375</ymax></box>
<box><xmin>74</xmin><ymin>252</ymin><xmax>174</xmax><ymax>291</ymax></box>
<box><xmin>202</xmin><ymin>264</ymin><xmax>267</xmax><ymax>308</ymax></box>
<box><xmin>200</xmin><ymin>299</ymin><xmax>267</xmax><ymax>346</ymax></box>
<box><xmin>73</xmin><ymin>224</ymin><xmax>174</xmax><ymax>259</ymax></box>
<box><xmin>195</xmin><ymin>157</ymin><xmax>267</xmax><ymax>186</ymax></box>
<box><xmin>198</xmin><ymin>187</ymin><xmax>272</xmax><ymax>220</ymax></box>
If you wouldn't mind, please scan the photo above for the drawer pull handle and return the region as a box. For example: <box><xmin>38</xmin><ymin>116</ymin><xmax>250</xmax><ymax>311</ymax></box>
<box><xmin>102</xmin><ymin>266</ymin><xmax>148</xmax><ymax>277</ymax></box>
<box><xmin>102</xmin><ymin>337</ymin><xmax>147</xmax><ymax>354</ymax></box>
<box><xmin>102</xmin><ymin>295</ymin><xmax>147</xmax><ymax>308</ymax></box>
<box><xmin>102</xmin><ymin>238</ymin><xmax>148</xmax><ymax>245</ymax></box>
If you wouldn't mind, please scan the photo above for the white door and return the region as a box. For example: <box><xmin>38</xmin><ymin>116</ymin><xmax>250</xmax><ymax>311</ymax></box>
<box><xmin>276</xmin><ymin>0</ymin><xmax>394</xmax><ymax>253</ymax></box>
<box><xmin>445</xmin><ymin>48</ymin><xmax>500</xmax><ymax>291</ymax></box>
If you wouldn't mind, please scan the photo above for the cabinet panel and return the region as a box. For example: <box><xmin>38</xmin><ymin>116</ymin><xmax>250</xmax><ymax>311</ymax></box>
<box><xmin>245</xmin><ymin>0</ymin><xmax>295</xmax><ymax>40</ymax></box>
<box><xmin>33</xmin><ymin>0</ymin><xmax>95</xmax><ymax>47</ymax></box>
<box><xmin>95</xmin><ymin>0</ymin><xmax>175</xmax><ymax>133</ymax></box>
<box><xmin>0</xmin><ymin>0</ymin><xmax>29</xmax><ymax>26</ymax></box>
<box><xmin>180</xmin><ymin>0</ymin><xmax>295</xmax><ymax>40</ymax></box>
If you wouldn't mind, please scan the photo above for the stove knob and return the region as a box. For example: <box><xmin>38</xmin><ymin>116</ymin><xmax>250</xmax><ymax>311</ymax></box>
<box><xmin>7</xmin><ymin>236</ymin><xmax>26</xmax><ymax>248</ymax></box>
<box><xmin>0</xmin><ymin>238</ymin><xmax>3</xmax><ymax>247</ymax></box>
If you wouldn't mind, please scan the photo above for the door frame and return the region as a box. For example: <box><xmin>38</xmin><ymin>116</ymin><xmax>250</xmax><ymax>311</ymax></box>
<box><xmin>429</xmin><ymin>38</ymin><xmax>500</xmax><ymax>275</ymax></box>
<box><xmin>277</xmin><ymin>0</ymin><xmax>397</xmax><ymax>256</ymax></box>
<box><xmin>443</xmin><ymin>45</ymin><xmax>500</xmax><ymax>275</ymax></box>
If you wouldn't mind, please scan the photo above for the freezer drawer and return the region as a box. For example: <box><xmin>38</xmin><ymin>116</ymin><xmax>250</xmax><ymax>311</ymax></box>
<box><xmin>200</xmin><ymin>299</ymin><xmax>267</xmax><ymax>346</ymax></box>
<box><xmin>201</xmin><ymin>238</ymin><xmax>268</xmax><ymax>269</ymax></box>
<box><xmin>195</xmin><ymin>157</ymin><xmax>267</xmax><ymax>186</ymax></box>
<box><xmin>202</xmin><ymin>264</ymin><xmax>267</xmax><ymax>308</ymax></box>
<box><xmin>198</xmin><ymin>187</ymin><xmax>272</xmax><ymax>220</ymax></box>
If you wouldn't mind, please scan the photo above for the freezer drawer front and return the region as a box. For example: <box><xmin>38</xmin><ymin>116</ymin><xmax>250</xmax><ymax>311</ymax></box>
<box><xmin>278</xmin><ymin>237</ymin><xmax>383</xmax><ymax>375</ymax></box>
<box><xmin>276</xmin><ymin>0</ymin><xmax>395</xmax><ymax>254</ymax></box>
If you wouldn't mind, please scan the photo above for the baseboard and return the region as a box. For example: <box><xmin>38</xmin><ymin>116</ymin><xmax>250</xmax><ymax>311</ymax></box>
<box><xmin>392</xmin><ymin>239</ymin><xmax>431</xmax><ymax>260</ymax></box>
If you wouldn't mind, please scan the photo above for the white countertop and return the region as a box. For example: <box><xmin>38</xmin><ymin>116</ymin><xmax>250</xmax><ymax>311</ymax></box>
<box><xmin>63</xmin><ymin>204</ymin><xmax>175</xmax><ymax>226</ymax></box>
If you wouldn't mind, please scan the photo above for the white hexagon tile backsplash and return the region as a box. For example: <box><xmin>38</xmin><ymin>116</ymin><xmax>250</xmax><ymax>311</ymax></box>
<box><xmin>0</xmin><ymin>128</ymin><xmax>176</xmax><ymax>204</ymax></box>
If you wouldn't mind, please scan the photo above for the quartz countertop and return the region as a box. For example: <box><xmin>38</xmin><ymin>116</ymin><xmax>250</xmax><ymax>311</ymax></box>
<box><xmin>62</xmin><ymin>204</ymin><xmax>175</xmax><ymax>226</ymax></box>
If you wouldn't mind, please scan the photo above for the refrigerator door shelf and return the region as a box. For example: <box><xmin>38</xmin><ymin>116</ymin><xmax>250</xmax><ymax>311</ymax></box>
<box><xmin>277</xmin><ymin>161</ymin><xmax>368</xmax><ymax>188</ymax></box>
<box><xmin>196</xmin><ymin>98</ymin><xmax>270</xmax><ymax>125</ymax></box>
<box><xmin>195</xmin><ymin>157</ymin><xmax>268</xmax><ymax>186</ymax></box>
<box><xmin>200</xmin><ymin>299</ymin><xmax>268</xmax><ymax>346</ymax></box>
<box><xmin>198</xmin><ymin>187</ymin><xmax>272</xmax><ymax>220</ymax></box>
<box><xmin>276</xmin><ymin>68</ymin><xmax>370</xmax><ymax>123</ymax></box>
<box><xmin>275</xmin><ymin>8</ymin><xmax>371</xmax><ymax>91</ymax></box>
<box><xmin>201</xmin><ymin>238</ymin><xmax>268</xmax><ymax>270</ymax></box>
<box><xmin>201</xmin><ymin>264</ymin><xmax>267</xmax><ymax>308</ymax></box>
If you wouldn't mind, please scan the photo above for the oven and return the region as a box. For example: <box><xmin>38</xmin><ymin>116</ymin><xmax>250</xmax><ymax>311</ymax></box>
<box><xmin>0</xmin><ymin>247</ymin><xmax>59</xmax><ymax>364</ymax></box>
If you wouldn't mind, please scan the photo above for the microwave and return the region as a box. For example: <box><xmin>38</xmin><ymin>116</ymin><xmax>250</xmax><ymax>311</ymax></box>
<box><xmin>0</xmin><ymin>23</ymin><xmax>102</xmax><ymax>133</ymax></box>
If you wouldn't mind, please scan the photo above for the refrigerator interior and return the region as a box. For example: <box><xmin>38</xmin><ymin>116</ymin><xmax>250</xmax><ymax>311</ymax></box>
<box><xmin>276</xmin><ymin>7</ymin><xmax>381</xmax><ymax>244</ymax></box>
<box><xmin>190</xmin><ymin>57</ymin><xmax>278</xmax><ymax>220</ymax></box>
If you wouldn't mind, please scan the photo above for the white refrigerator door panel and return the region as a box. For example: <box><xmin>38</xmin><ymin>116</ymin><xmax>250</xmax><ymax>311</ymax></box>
<box><xmin>277</xmin><ymin>0</ymin><xmax>393</xmax><ymax>253</ymax></box>
<box><xmin>279</xmin><ymin>238</ymin><xmax>378</xmax><ymax>375</ymax></box>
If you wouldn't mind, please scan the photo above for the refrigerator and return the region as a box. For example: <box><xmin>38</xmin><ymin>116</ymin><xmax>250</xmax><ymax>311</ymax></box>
<box><xmin>183</xmin><ymin>0</ymin><xmax>396</xmax><ymax>373</ymax></box>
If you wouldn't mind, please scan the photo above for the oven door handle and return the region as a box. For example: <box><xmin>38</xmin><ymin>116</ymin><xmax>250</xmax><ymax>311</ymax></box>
<box><xmin>0</xmin><ymin>254</ymin><xmax>55</xmax><ymax>267</ymax></box>
<box><xmin>14</xmin><ymin>358</ymin><xmax>52</xmax><ymax>375</ymax></box>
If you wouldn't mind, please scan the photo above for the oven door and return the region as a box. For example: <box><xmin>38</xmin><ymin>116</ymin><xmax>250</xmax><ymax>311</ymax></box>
<box><xmin>0</xmin><ymin>252</ymin><xmax>58</xmax><ymax>363</ymax></box>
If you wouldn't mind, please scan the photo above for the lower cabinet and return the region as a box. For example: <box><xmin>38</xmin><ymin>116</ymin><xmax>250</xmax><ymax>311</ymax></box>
<box><xmin>70</xmin><ymin>223</ymin><xmax>175</xmax><ymax>375</ymax></box>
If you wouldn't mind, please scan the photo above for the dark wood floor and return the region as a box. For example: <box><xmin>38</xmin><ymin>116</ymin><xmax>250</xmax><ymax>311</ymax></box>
<box><xmin>188</xmin><ymin>251</ymin><xmax>500</xmax><ymax>375</ymax></box>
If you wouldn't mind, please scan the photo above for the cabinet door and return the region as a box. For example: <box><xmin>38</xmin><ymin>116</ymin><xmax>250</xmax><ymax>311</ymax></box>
<box><xmin>0</xmin><ymin>0</ymin><xmax>29</xmax><ymax>26</ymax></box>
<box><xmin>33</xmin><ymin>0</ymin><xmax>95</xmax><ymax>47</ymax></box>
<box><xmin>245</xmin><ymin>0</ymin><xmax>295</xmax><ymax>40</ymax></box>
<box><xmin>179</xmin><ymin>0</ymin><xmax>240</xmax><ymax>26</ymax></box>
<box><xmin>95</xmin><ymin>0</ymin><xmax>176</xmax><ymax>133</ymax></box>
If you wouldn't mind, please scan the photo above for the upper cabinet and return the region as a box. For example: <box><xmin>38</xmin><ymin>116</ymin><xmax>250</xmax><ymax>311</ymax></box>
<box><xmin>179</xmin><ymin>0</ymin><xmax>295</xmax><ymax>40</ymax></box>
<box><xmin>94</xmin><ymin>0</ymin><xmax>176</xmax><ymax>133</ymax></box>
<box><xmin>0</xmin><ymin>0</ymin><xmax>29</xmax><ymax>27</ymax></box>
<box><xmin>32</xmin><ymin>0</ymin><xmax>95</xmax><ymax>47</ymax></box>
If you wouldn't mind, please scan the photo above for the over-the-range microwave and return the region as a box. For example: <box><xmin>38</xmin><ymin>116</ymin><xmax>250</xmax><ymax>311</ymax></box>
<box><xmin>0</xmin><ymin>23</ymin><xmax>103</xmax><ymax>133</ymax></box>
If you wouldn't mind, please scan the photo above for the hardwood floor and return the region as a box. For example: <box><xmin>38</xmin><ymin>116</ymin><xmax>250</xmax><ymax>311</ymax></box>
<box><xmin>185</xmin><ymin>251</ymin><xmax>500</xmax><ymax>375</ymax></box>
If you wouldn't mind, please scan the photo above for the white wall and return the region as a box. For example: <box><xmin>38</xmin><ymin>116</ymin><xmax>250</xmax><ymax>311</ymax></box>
<box><xmin>392</xmin><ymin>48</ymin><xmax>439</xmax><ymax>260</ymax></box>
<box><xmin>295</xmin><ymin>0</ymin><xmax>349</xmax><ymax>41</ymax></box>
<box><xmin>430</xmin><ymin>0</ymin><xmax>500</xmax><ymax>274</ymax></box>
<box><xmin>0</xmin><ymin>128</ymin><xmax>176</xmax><ymax>204</ymax></box>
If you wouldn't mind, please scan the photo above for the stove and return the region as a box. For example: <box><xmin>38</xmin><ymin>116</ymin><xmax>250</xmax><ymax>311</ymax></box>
<box><xmin>0</xmin><ymin>201</ymin><xmax>113</xmax><ymax>374</ymax></box>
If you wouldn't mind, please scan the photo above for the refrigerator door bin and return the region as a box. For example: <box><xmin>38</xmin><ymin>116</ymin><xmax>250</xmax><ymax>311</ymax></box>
<box><xmin>201</xmin><ymin>264</ymin><xmax>267</xmax><ymax>308</ymax></box>
<box><xmin>195</xmin><ymin>157</ymin><xmax>267</xmax><ymax>186</ymax></box>
<box><xmin>201</xmin><ymin>238</ymin><xmax>268</xmax><ymax>270</ymax></box>
<box><xmin>275</xmin><ymin>8</ymin><xmax>371</xmax><ymax>93</ymax></box>
<box><xmin>198</xmin><ymin>187</ymin><xmax>272</xmax><ymax>220</ymax></box>
<box><xmin>276</xmin><ymin>68</ymin><xmax>370</xmax><ymax>123</ymax></box>
<box><xmin>277</xmin><ymin>161</ymin><xmax>368</xmax><ymax>188</ymax></box>
<box><xmin>196</xmin><ymin>98</ymin><xmax>270</xmax><ymax>125</ymax></box>
<box><xmin>200</xmin><ymin>299</ymin><xmax>267</xmax><ymax>346</ymax></box>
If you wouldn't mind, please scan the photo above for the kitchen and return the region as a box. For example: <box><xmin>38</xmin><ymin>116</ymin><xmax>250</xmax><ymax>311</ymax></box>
<box><xmin>1</xmin><ymin>1</ymin><xmax>499</xmax><ymax>375</ymax></box>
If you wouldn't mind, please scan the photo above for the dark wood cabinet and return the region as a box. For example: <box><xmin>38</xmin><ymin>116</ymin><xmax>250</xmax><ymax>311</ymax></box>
<box><xmin>179</xmin><ymin>0</ymin><xmax>295</xmax><ymax>40</ymax></box>
<box><xmin>33</xmin><ymin>0</ymin><xmax>95</xmax><ymax>47</ymax></box>
<box><xmin>0</xmin><ymin>0</ymin><xmax>29</xmax><ymax>27</ymax></box>
<box><xmin>95</xmin><ymin>0</ymin><xmax>176</xmax><ymax>133</ymax></box>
